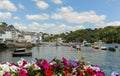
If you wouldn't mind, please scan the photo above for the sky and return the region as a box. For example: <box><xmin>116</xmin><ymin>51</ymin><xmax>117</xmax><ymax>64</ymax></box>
<box><xmin>0</xmin><ymin>0</ymin><xmax>120</xmax><ymax>34</ymax></box>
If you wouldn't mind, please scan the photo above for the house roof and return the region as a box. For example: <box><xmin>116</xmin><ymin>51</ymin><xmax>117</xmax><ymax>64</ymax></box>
<box><xmin>22</xmin><ymin>32</ymin><xmax>36</xmax><ymax>36</ymax></box>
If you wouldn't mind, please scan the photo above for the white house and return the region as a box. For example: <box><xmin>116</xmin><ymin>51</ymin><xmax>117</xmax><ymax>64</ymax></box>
<box><xmin>22</xmin><ymin>32</ymin><xmax>42</xmax><ymax>45</ymax></box>
<box><xmin>0</xmin><ymin>24</ymin><xmax>22</xmax><ymax>43</ymax></box>
<box><xmin>0</xmin><ymin>27</ymin><xmax>5</xmax><ymax>43</ymax></box>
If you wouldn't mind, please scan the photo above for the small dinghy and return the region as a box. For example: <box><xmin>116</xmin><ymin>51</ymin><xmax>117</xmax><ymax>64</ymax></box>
<box><xmin>12</xmin><ymin>52</ymin><xmax>32</xmax><ymax>57</ymax></box>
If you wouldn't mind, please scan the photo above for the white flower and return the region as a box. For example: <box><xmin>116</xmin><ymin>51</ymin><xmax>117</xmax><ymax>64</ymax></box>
<box><xmin>84</xmin><ymin>65</ymin><xmax>92</xmax><ymax>69</ymax></box>
<box><xmin>10</xmin><ymin>65</ymin><xmax>18</xmax><ymax>72</ymax></box>
<box><xmin>17</xmin><ymin>60</ymin><xmax>23</xmax><ymax>66</ymax></box>
<box><xmin>0</xmin><ymin>64</ymin><xmax>10</xmax><ymax>72</ymax></box>
<box><xmin>24</xmin><ymin>63</ymin><xmax>31</xmax><ymax>68</ymax></box>
<box><xmin>0</xmin><ymin>70</ymin><xmax>4</xmax><ymax>76</ymax></box>
<box><xmin>34</xmin><ymin>64</ymin><xmax>41</xmax><ymax>70</ymax></box>
<box><xmin>91</xmin><ymin>66</ymin><xmax>101</xmax><ymax>72</ymax></box>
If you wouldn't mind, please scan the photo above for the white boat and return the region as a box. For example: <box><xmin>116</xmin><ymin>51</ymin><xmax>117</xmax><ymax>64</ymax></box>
<box><xmin>100</xmin><ymin>46</ymin><xmax>107</xmax><ymax>50</ymax></box>
<box><xmin>14</xmin><ymin>48</ymin><xmax>26</xmax><ymax>52</ymax></box>
<box><xmin>81</xmin><ymin>40</ymin><xmax>91</xmax><ymax>47</ymax></box>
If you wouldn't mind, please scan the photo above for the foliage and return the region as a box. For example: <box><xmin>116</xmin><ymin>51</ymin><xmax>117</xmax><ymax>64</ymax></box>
<box><xmin>56</xmin><ymin>26</ymin><xmax>120</xmax><ymax>43</ymax></box>
<box><xmin>0</xmin><ymin>22</ymin><xmax>8</xmax><ymax>28</ymax></box>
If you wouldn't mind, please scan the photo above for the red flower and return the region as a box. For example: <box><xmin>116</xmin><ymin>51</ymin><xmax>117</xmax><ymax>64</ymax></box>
<box><xmin>64</xmin><ymin>69</ymin><xmax>70</xmax><ymax>75</ymax></box>
<box><xmin>44</xmin><ymin>69</ymin><xmax>52</xmax><ymax>76</ymax></box>
<box><xmin>77</xmin><ymin>73</ymin><xmax>83</xmax><ymax>76</ymax></box>
<box><xmin>49</xmin><ymin>65</ymin><xmax>53</xmax><ymax>70</ymax></box>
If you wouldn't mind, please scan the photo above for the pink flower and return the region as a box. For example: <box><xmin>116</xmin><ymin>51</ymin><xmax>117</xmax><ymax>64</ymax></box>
<box><xmin>23</xmin><ymin>60</ymin><xmax>27</xmax><ymax>66</ymax></box>
<box><xmin>62</xmin><ymin>57</ymin><xmax>69</xmax><ymax>67</ymax></box>
<box><xmin>91</xmin><ymin>65</ymin><xmax>101</xmax><ymax>72</ymax></box>
<box><xmin>41</xmin><ymin>59</ymin><xmax>48</xmax><ymax>69</ymax></box>
<box><xmin>95</xmin><ymin>71</ymin><xmax>105</xmax><ymax>76</ymax></box>
<box><xmin>18</xmin><ymin>68</ymin><xmax>28</xmax><ymax>76</ymax></box>
<box><xmin>3</xmin><ymin>72</ymin><xmax>10</xmax><ymax>76</ymax></box>
<box><xmin>36</xmin><ymin>61</ymin><xmax>40</xmax><ymax>66</ymax></box>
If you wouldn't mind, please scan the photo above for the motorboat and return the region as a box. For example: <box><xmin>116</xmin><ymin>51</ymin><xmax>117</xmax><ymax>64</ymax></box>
<box><xmin>12</xmin><ymin>52</ymin><xmax>32</xmax><ymax>57</ymax></box>
<box><xmin>100</xmin><ymin>46</ymin><xmax>108</xmax><ymax>50</ymax></box>
<box><xmin>12</xmin><ymin>48</ymin><xmax>32</xmax><ymax>57</ymax></box>
<box><xmin>14</xmin><ymin>48</ymin><xmax>26</xmax><ymax>52</ymax></box>
<box><xmin>93</xmin><ymin>45</ymin><xmax>99</xmax><ymax>49</ymax></box>
<box><xmin>108</xmin><ymin>47</ymin><xmax>116</xmax><ymax>52</ymax></box>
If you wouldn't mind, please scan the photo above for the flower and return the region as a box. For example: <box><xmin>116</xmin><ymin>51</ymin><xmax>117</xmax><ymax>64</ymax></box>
<box><xmin>44</xmin><ymin>69</ymin><xmax>52</xmax><ymax>76</ymax></box>
<box><xmin>3</xmin><ymin>72</ymin><xmax>10</xmax><ymax>76</ymax></box>
<box><xmin>18</xmin><ymin>68</ymin><xmax>28</xmax><ymax>76</ymax></box>
<box><xmin>91</xmin><ymin>65</ymin><xmax>101</xmax><ymax>72</ymax></box>
<box><xmin>41</xmin><ymin>59</ymin><xmax>48</xmax><ymax>69</ymax></box>
<box><xmin>111</xmin><ymin>71</ymin><xmax>120</xmax><ymax>76</ymax></box>
<box><xmin>0</xmin><ymin>57</ymin><xmax>117</xmax><ymax>76</ymax></box>
<box><xmin>9</xmin><ymin>65</ymin><xmax>18</xmax><ymax>72</ymax></box>
<box><xmin>95</xmin><ymin>71</ymin><xmax>105</xmax><ymax>76</ymax></box>
<box><xmin>62</xmin><ymin>57</ymin><xmax>69</xmax><ymax>67</ymax></box>
<box><xmin>69</xmin><ymin>60</ymin><xmax>78</xmax><ymax>67</ymax></box>
<box><xmin>64</xmin><ymin>69</ymin><xmax>70</xmax><ymax>76</ymax></box>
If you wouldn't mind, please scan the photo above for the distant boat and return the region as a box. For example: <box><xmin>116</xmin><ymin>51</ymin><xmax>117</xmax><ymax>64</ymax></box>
<box><xmin>100</xmin><ymin>42</ymin><xmax>107</xmax><ymax>50</ymax></box>
<box><xmin>81</xmin><ymin>40</ymin><xmax>91</xmax><ymax>47</ymax></box>
<box><xmin>93</xmin><ymin>45</ymin><xmax>99</xmax><ymax>49</ymax></box>
<box><xmin>72</xmin><ymin>45</ymin><xmax>76</xmax><ymax>49</ymax></box>
<box><xmin>100</xmin><ymin>46</ymin><xmax>108</xmax><ymax>50</ymax></box>
<box><xmin>14</xmin><ymin>48</ymin><xmax>26</xmax><ymax>52</ymax></box>
<box><xmin>108</xmin><ymin>47</ymin><xmax>116</xmax><ymax>52</ymax></box>
<box><xmin>12</xmin><ymin>52</ymin><xmax>32</xmax><ymax>57</ymax></box>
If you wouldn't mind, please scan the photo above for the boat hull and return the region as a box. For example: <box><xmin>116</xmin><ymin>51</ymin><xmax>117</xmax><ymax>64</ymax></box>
<box><xmin>12</xmin><ymin>52</ymin><xmax>32</xmax><ymax>57</ymax></box>
<box><xmin>108</xmin><ymin>47</ymin><xmax>116</xmax><ymax>52</ymax></box>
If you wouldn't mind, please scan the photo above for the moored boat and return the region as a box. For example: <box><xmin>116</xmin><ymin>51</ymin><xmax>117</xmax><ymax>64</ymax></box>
<box><xmin>108</xmin><ymin>47</ymin><xmax>116</xmax><ymax>52</ymax></box>
<box><xmin>100</xmin><ymin>46</ymin><xmax>108</xmax><ymax>50</ymax></box>
<box><xmin>12</xmin><ymin>52</ymin><xmax>32</xmax><ymax>57</ymax></box>
<box><xmin>92</xmin><ymin>45</ymin><xmax>99</xmax><ymax>49</ymax></box>
<box><xmin>94</xmin><ymin>45</ymin><xmax>99</xmax><ymax>49</ymax></box>
<box><xmin>14</xmin><ymin>48</ymin><xmax>26</xmax><ymax>52</ymax></box>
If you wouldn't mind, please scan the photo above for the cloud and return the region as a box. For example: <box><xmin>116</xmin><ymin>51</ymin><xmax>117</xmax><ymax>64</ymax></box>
<box><xmin>13</xmin><ymin>23</ymin><xmax>28</xmax><ymax>31</ymax></box>
<box><xmin>106</xmin><ymin>21</ymin><xmax>120</xmax><ymax>26</ymax></box>
<box><xmin>52</xmin><ymin>0</ymin><xmax>62</xmax><ymax>4</ymax></box>
<box><xmin>13</xmin><ymin>16</ymin><xmax>20</xmax><ymax>20</ymax></box>
<box><xmin>33</xmin><ymin>0</ymin><xmax>49</xmax><ymax>9</ymax></box>
<box><xmin>0</xmin><ymin>12</ymin><xmax>12</xmax><ymax>19</ymax></box>
<box><xmin>0</xmin><ymin>0</ymin><xmax>17</xmax><ymax>11</ymax></box>
<box><xmin>18</xmin><ymin>3</ymin><xmax>24</xmax><ymax>9</ymax></box>
<box><xmin>26</xmin><ymin>14</ymin><xmax>49</xmax><ymax>20</ymax></box>
<box><xmin>13</xmin><ymin>22</ymin><xmax>85</xmax><ymax>34</ymax></box>
<box><xmin>51</xmin><ymin>6</ymin><xmax>106</xmax><ymax>27</ymax></box>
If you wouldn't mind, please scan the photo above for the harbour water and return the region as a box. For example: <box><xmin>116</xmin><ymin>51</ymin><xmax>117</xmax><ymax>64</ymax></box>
<box><xmin>0</xmin><ymin>44</ymin><xmax>120</xmax><ymax>75</ymax></box>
